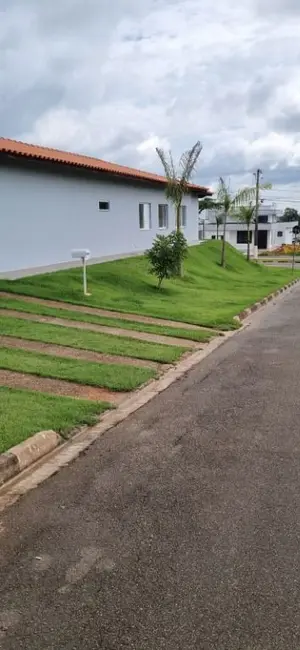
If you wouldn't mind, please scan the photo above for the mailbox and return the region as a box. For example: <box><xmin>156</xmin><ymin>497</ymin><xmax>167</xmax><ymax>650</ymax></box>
<box><xmin>71</xmin><ymin>249</ymin><xmax>91</xmax><ymax>295</ymax></box>
<box><xmin>71</xmin><ymin>249</ymin><xmax>90</xmax><ymax>260</ymax></box>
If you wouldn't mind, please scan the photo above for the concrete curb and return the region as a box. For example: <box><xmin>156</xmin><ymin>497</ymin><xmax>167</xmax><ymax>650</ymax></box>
<box><xmin>0</xmin><ymin>430</ymin><xmax>61</xmax><ymax>487</ymax></box>
<box><xmin>0</xmin><ymin>279</ymin><xmax>299</xmax><ymax>509</ymax></box>
<box><xmin>234</xmin><ymin>278</ymin><xmax>299</xmax><ymax>324</ymax></box>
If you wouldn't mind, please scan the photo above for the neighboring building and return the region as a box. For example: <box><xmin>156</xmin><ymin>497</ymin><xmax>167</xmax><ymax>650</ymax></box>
<box><xmin>199</xmin><ymin>204</ymin><xmax>297</xmax><ymax>254</ymax></box>
<box><xmin>0</xmin><ymin>138</ymin><xmax>210</xmax><ymax>277</ymax></box>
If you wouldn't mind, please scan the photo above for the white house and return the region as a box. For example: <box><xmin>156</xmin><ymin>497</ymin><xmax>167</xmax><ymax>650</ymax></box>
<box><xmin>199</xmin><ymin>204</ymin><xmax>297</xmax><ymax>254</ymax></box>
<box><xmin>0</xmin><ymin>138</ymin><xmax>210</xmax><ymax>278</ymax></box>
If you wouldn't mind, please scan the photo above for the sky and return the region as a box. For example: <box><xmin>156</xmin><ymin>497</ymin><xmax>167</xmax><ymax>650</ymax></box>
<box><xmin>1</xmin><ymin>0</ymin><xmax>300</xmax><ymax>209</ymax></box>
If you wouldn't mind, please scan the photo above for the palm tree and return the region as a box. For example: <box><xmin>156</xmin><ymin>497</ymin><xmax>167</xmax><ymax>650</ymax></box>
<box><xmin>198</xmin><ymin>198</ymin><xmax>223</xmax><ymax>239</ymax></box>
<box><xmin>236</xmin><ymin>203</ymin><xmax>255</xmax><ymax>261</ymax></box>
<box><xmin>215</xmin><ymin>213</ymin><xmax>224</xmax><ymax>240</ymax></box>
<box><xmin>156</xmin><ymin>142</ymin><xmax>203</xmax><ymax>234</ymax></box>
<box><xmin>199</xmin><ymin>178</ymin><xmax>257</xmax><ymax>267</ymax></box>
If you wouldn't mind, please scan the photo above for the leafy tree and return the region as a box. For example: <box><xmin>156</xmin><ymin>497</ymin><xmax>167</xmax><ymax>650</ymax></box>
<box><xmin>146</xmin><ymin>231</ymin><xmax>188</xmax><ymax>288</ymax></box>
<box><xmin>236</xmin><ymin>203</ymin><xmax>255</xmax><ymax>261</ymax></box>
<box><xmin>156</xmin><ymin>142</ymin><xmax>202</xmax><ymax>275</ymax></box>
<box><xmin>199</xmin><ymin>178</ymin><xmax>257</xmax><ymax>267</ymax></box>
<box><xmin>280</xmin><ymin>207</ymin><xmax>300</xmax><ymax>223</ymax></box>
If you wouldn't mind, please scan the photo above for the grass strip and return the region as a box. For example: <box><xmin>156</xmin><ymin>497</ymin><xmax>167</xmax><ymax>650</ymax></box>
<box><xmin>0</xmin><ymin>316</ymin><xmax>186</xmax><ymax>364</ymax></box>
<box><xmin>0</xmin><ymin>346</ymin><xmax>156</xmax><ymax>391</ymax></box>
<box><xmin>0</xmin><ymin>298</ymin><xmax>215</xmax><ymax>342</ymax></box>
<box><xmin>0</xmin><ymin>386</ymin><xmax>111</xmax><ymax>453</ymax></box>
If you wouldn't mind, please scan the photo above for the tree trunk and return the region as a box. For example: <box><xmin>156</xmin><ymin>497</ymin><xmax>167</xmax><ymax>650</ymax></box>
<box><xmin>247</xmin><ymin>225</ymin><xmax>250</xmax><ymax>261</ymax></box>
<box><xmin>175</xmin><ymin>202</ymin><xmax>183</xmax><ymax>277</ymax></box>
<box><xmin>221</xmin><ymin>213</ymin><xmax>227</xmax><ymax>267</ymax></box>
<box><xmin>216</xmin><ymin>223</ymin><xmax>219</xmax><ymax>240</ymax></box>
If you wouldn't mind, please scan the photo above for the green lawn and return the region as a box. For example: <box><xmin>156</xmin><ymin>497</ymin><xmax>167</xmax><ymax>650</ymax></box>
<box><xmin>0</xmin><ymin>346</ymin><xmax>156</xmax><ymax>391</ymax></box>
<box><xmin>0</xmin><ymin>316</ymin><xmax>186</xmax><ymax>363</ymax></box>
<box><xmin>0</xmin><ymin>386</ymin><xmax>111</xmax><ymax>453</ymax></box>
<box><xmin>0</xmin><ymin>242</ymin><xmax>297</xmax><ymax>328</ymax></box>
<box><xmin>0</xmin><ymin>297</ymin><xmax>215</xmax><ymax>342</ymax></box>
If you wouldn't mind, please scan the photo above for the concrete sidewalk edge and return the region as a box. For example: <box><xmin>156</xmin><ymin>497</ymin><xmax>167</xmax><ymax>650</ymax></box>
<box><xmin>0</xmin><ymin>430</ymin><xmax>61</xmax><ymax>487</ymax></box>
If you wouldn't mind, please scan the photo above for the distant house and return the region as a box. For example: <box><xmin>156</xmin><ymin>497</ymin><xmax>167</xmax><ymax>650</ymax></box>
<box><xmin>0</xmin><ymin>138</ymin><xmax>210</xmax><ymax>277</ymax></box>
<box><xmin>199</xmin><ymin>204</ymin><xmax>297</xmax><ymax>254</ymax></box>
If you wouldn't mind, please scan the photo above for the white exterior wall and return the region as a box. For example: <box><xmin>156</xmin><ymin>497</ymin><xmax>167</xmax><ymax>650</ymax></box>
<box><xmin>0</xmin><ymin>165</ymin><xmax>199</xmax><ymax>275</ymax></box>
<box><xmin>202</xmin><ymin>221</ymin><xmax>298</xmax><ymax>254</ymax></box>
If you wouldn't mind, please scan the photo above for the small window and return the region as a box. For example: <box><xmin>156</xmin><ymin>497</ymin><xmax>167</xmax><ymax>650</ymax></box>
<box><xmin>277</xmin><ymin>231</ymin><xmax>283</xmax><ymax>237</ymax></box>
<box><xmin>99</xmin><ymin>201</ymin><xmax>110</xmax><ymax>211</ymax></box>
<box><xmin>158</xmin><ymin>204</ymin><xmax>169</xmax><ymax>229</ymax></box>
<box><xmin>237</xmin><ymin>231</ymin><xmax>252</xmax><ymax>244</ymax></box>
<box><xmin>211</xmin><ymin>235</ymin><xmax>216</xmax><ymax>240</ymax></box>
<box><xmin>139</xmin><ymin>203</ymin><xmax>151</xmax><ymax>230</ymax></box>
<box><xmin>180</xmin><ymin>205</ymin><xmax>187</xmax><ymax>228</ymax></box>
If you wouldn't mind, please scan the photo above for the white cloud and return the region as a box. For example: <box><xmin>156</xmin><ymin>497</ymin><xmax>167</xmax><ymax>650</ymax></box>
<box><xmin>2</xmin><ymin>0</ymin><xmax>300</xmax><ymax>201</ymax></box>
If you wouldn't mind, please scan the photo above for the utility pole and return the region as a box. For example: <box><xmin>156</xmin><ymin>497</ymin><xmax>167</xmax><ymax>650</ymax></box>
<box><xmin>254</xmin><ymin>168</ymin><xmax>262</xmax><ymax>259</ymax></box>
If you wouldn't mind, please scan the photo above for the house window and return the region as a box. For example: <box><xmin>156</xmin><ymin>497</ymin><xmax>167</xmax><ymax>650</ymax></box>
<box><xmin>139</xmin><ymin>203</ymin><xmax>151</xmax><ymax>230</ymax></box>
<box><xmin>99</xmin><ymin>201</ymin><xmax>110</xmax><ymax>211</ymax></box>
<box><xmin>237</xmin><ymin>231</ymin><xmax>252</xmax><ymax>244</ymax></box>
<box><xmin>258</xmin><ymin>214</ymin><xmax>268</xmax><ymax>224</ymax></box>
<box><xmin>158</xmin><ymin>204</ymin><xmax>169</xmax><ymax>229</ymax></box>
<box><xmin>211</xmin><ymin>235</ymin><xmax>216</xmax><ymax>240</ymax></box>
<box><xmin>277</xmin><ymin>231</ymin><xmax>283</xmax><ymax>237</ymax></box>
<box><xmin>180</xmin><ymin>205</ymin><xmax>187</xmax><ymax>228</ymax></box>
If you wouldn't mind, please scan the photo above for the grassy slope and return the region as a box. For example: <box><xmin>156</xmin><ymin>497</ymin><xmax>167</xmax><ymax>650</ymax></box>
<box><xmin>0</xmin><ymin>386</ymin><xmax>110</xmax><ymax>453</ymax></box>
<box><xmin>0</xmin><ymin>298</ymin><xmax>215</xmax><ymax>342</ymax></box>
<box><xmin>0</xmin><ymin>242</ymin><xmax>297</xmax><ymax>328</ymax></box>
<box><xmin>0</xmin><ymin>316</ymin><xmax>186</xmax><ymax>363</ymax></box>
<box><xmin>0</xmin><ymin>346</ymin><xmax>156</xmax><ymax>391</ymax></box>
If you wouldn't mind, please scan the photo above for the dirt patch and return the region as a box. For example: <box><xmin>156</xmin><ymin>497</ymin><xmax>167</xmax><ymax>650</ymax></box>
<box><xmin>0</xmin><ymin>310</ymin><xmax>198</xmax><ymax>348</ymax></box>
<box><xmin>0</xmin><ymin>369</ymin><xmax>126</xmax><ymax>404</ymax></box>
<box><xmin>0</xmin><ymin>291</ymin><xmax>219</xmax><ymax>332</ymax></box>
<box><xmin>0</xmin><ymin>336</ymin><xmax>163</xmax><ymax>371</ymax></box>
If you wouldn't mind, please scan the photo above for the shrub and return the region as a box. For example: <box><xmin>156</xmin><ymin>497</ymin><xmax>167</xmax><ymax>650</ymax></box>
<box><xmin>146</xmin><ymin>231</ymin><xmax>188</xmax><ymax>288</ymax></box>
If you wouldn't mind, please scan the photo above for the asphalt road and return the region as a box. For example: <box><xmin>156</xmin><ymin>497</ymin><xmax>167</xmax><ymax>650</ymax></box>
<box><xmin>1</xmin><ymin>286</ymin><xmax>300</xmax><ymax>649</ymax></box>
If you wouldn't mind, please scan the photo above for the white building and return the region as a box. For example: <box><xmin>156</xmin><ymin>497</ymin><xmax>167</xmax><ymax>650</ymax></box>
<box><xmin>0</xmin><ymin>138</ymin><xmax>210</xmax><ymax>278</ymax></box>
<box><xmin>199</xmin><ymin>204</ymin><xmax>297</xmax><ymax>254</ymax></box>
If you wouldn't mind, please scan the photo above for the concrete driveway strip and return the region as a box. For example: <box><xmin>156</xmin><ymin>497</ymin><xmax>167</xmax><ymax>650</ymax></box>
<box><xmin>1</xmin><ymin>286</ymin><xmax>300</xmax><ymax>649</ymax></box>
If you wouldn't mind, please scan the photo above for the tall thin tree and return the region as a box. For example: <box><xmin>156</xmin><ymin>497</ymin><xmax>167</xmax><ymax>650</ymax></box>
<box><xmin>199</xmin><ymin>178</ymin><xmax>257</xmax><ymax>267</ymax></box>
<box><xmin>236</xmin><ymin>203</ymin><xmax>255</xmax><ymax>261</ymax></box>
<box><xmin>156</xmin><ymin>142</ymin><xmax>203</xmax><ymax>234</ymax></box>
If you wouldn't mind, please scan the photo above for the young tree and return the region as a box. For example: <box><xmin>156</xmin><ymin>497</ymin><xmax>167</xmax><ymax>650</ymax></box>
<box><xmin>199</xmin><ymin>178</ymin><xmax>257</xmax><ymax>267</ymax></box>
<box><xmin>198</xmin><ymin>199</ymin><xmax>223</xmax><ymax>239</ymax></box>
<box><xmin>146</xmin><ymin>231</ymin><xmax>188</xmax><ymax>288</ymax></box>
<box><xmin>236</xmin><ymin>203</ymin><xmax>255</xmax><ymax>261</ymax></box>
<box><xmin>156</xmin><ymin>142</ymin><xmax>203</xmax><ymax>275</ymax></box>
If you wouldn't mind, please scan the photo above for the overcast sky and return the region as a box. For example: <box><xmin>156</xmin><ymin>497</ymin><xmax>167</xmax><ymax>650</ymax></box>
<box><xmin>1</xmin><ymin>0</ymin><xmax>300</xmax><ymax>206</ymax></box>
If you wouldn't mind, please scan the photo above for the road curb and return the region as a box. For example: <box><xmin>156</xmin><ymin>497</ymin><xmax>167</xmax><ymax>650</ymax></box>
<box><xmin>0</xmin><ymin>280</ymin><xmax>299</xmax><ymax>509</ymax></box>
<box><xmin>0</xmin><ymin>430</ymin><xmax>61</xmax><ymax>487</ymax></box>
<box><xmin>234</xmin><ymin>278</ymin><xmax>299</xmax><ymax>324</ymax></box>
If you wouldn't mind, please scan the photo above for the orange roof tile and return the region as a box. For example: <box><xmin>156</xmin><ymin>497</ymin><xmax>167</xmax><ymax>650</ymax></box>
<box><xmin>0</xmin><ymin>138</ymin><xmax>211</xmax><ymax>195</ymax></box>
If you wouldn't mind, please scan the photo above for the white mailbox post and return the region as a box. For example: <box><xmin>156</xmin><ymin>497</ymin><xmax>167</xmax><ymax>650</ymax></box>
<box><xmin>71</xmin><ymin>249</ymin><xmax>91</xmax><ymax>296</ymax></box>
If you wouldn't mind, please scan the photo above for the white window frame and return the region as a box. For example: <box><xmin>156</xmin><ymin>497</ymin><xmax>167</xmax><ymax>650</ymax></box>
<box><xmin>180</xmin><ymin>205</ymin><xmax>187</xmax><ymax>228</ymax></box>
<box><xmin>139</xmin><ymin>203</ymin><xmax>152</xmax><ymax>230</ymax></box>
<box><xmin>158</xmin><ymin>204</ymin><xmax>169</xmax><ymax>229</ymax></box>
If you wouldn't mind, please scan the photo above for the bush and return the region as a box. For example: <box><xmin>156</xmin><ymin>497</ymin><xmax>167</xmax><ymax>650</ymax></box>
<box><xmin>146</xmin><ymin>231</ymin><xmax>188</xmax><ymax>287</ymax></box>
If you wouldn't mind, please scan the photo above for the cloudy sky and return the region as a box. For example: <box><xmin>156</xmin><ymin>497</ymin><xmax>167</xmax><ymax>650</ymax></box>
<box><xmin>1</xmin><ymin>0</ymin><xmax>300</xmax><ymax>207</ymax></box>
